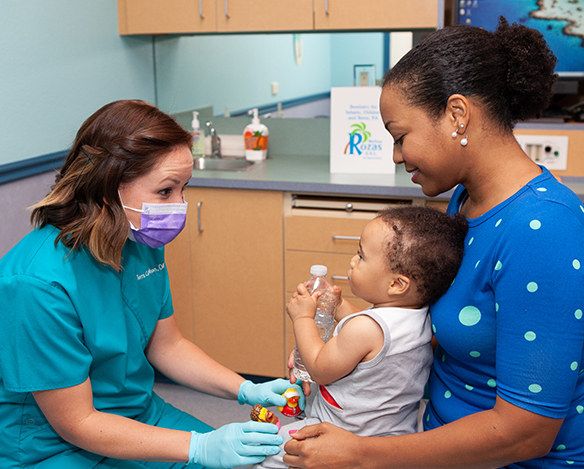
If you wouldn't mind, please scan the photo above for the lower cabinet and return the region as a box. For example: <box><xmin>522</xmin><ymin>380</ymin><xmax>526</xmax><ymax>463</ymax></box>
<box><xmin>166</xmin><ymin>187</ymin><xmax>286</xmax><ymax>377</ymax></box>
<box><xmin>166</xmin><ymin>188</ymin><xmax>448</xmax><ymax>378</ymax></box>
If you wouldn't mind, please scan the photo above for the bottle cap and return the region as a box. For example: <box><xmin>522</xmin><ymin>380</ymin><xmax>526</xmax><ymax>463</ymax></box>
<box><xmin>250</xmin><ymin>108</ymin><xmax>260</xmax><ymax>125</ymax></box>
<box><xmin>191</xmin><ymin>111</ymin><xmax>200</xmax><ymax>130</ymax></box>
<box><xmin>310</xmin><ymin>265</ymin><xmax>327</xmax><ymax>276</ymax></box>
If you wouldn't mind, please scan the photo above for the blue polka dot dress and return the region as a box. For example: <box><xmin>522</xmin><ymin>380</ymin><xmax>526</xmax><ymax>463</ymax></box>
<box><xmin>426</xmin><ymin>167</ymin><xmax>584</xmax><ymax>468</ymax></box>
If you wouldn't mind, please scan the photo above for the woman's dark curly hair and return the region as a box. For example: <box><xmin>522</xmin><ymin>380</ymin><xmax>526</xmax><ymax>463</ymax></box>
<box><xmin>378</xmin><ymin>206</ymin><xmax>468</xmax><ymax>306</ymax></box>
<box><xmin>383</xmin><ymin>17</ymin><xmax>557</xmax><ymax>132</ymax></box>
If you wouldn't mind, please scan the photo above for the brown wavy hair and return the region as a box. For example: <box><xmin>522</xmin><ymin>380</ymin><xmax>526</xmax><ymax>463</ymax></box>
<box><xmin>31</xmin><ymin>100</ymin><xmax>192</xmax><ymax>270</ymax></box>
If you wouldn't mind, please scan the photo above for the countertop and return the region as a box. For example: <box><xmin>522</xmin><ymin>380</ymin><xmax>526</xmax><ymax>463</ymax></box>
<box><xmin>178</xmin><ymin>113</ymin><xmax>584</xmax><ymax>201</ymax></box>
<box><xmin>187</xmin><ymin>152</ymin><xmax>584</xmax><ymax>203</ymax></box>
<box><xmin>187</xmin><ymin>153</ymin><xmax>451</xmax><ymax>200</ymax></box>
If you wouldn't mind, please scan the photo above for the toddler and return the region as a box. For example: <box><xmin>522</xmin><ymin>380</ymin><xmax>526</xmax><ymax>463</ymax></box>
<box><xmin>256</xmin><ymin>206</ymin><xmax>468</xmax><ymax>469</ymax></box>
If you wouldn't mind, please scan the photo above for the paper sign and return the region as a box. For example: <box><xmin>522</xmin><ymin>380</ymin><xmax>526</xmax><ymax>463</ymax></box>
<box><xmin>330</xmin><ymin>86</ymin><xmax>395</xmax><ymax>174</ymax></box>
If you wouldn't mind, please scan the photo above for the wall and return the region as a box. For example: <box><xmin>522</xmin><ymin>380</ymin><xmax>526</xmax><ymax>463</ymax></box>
<box><xmin>330</xmin><ymin>32</ymin><xmax>385</xmax><ymax>88</ymax></box>
<box><xmin>0</xmin><ymin>0</ymin><xmax>158</xmax><ymax>256</ymax></box>
<box><xmin>1</xmin><ymin>2</ymin><xmax>384</xmax><ymax>164</ymax></box>
<box><xmin>155</xmin><ymin>33</ymin><xmax>333</xmax><ymax>115</ymax></box>
<box><xmin>0</xmin><ymin>0</ymin><xmax>156</xmax><ymax>167</ymax></box>
<box><xmin>0</xmin><ymin>172</ymin><xmax>55</xmax><ymax>258</ymax></box>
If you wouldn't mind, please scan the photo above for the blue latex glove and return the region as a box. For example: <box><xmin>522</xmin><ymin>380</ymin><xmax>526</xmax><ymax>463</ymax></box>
<box><xmin>237</xmin><ymin>378</ymin><xmax>305</xmax><ymax>410</ymax></box>
<box><xmin>188</xmin><ymin>421</ymin><xmax>282</xmax><ymax>468</ymax></box>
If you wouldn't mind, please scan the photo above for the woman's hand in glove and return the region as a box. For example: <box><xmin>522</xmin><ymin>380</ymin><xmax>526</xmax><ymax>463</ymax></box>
<box><xmin>188</xmin><ymin>421</ymin><xmax>283</xmax><ymax>468</ymax></box>
<box><xmin>238</xmin><ymin>378</ymin><xmax>304</xmax><ymax>410</ymax></box>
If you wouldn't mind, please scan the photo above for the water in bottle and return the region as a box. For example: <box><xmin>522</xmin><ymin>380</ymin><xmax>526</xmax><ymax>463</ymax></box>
<box><xmin>292</xmin><ymin>265</ymin><xmax>337</xmax><ymax>383</ymax></box>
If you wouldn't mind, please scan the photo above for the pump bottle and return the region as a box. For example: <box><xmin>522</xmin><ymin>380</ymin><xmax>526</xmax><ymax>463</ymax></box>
<box><xmin>243</xmin><ymin>108</ymin><xmax>269</xmax><ymax>161</ymax></box>
<box><xmin>191</xmin><ymin>111</ymin><xmax>205</xmax><ymax>158</ymax></box>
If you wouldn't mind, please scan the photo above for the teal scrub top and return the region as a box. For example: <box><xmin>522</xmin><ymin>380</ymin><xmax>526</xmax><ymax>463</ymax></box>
<box><xmin>0</xmin><ymin>225</ymin><xmax>175</xmax><ymax>467</ymax></box>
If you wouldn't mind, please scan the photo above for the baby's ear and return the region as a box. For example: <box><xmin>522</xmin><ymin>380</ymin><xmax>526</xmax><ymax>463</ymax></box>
<box><xmin>387</xmin><ymin>275</ymin><xmax>411</xmax><ymax>296</ymax></box>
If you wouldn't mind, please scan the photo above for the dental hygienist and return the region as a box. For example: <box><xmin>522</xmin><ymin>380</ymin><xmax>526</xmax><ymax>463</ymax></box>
<box><xmin>0</xmin><ymin>100</ymin><xmax>301</xmax><ymax>469</ymax></box>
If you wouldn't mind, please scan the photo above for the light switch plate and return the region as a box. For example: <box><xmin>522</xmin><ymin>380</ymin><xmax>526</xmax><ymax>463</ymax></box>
<box><xmin>515</xmin><ymin>134</ymin><xmax>569</xmax><ymax>170</ymax></box>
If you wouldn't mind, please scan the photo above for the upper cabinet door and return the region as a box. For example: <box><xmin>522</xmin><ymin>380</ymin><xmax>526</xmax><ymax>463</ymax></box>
<box><xmin>118</xmin><ymin>0</ymin><xmax>217</xmax><ymax>35</ymax></box>
<box><xmin>314</xmin><ymin>0</ymin><xmax>440</xmax><ymax>30</ymax></box>
<box><xmin>216</xmin><ymin>0</ymin><xmax>314</xmax><ymax>33</ymax></box>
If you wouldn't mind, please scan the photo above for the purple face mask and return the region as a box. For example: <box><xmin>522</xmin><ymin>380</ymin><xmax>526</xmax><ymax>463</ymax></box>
<box><xmin>121</xmin><ymin>194</ymin><xmax>188</xmax><ymax>249</ymax></box>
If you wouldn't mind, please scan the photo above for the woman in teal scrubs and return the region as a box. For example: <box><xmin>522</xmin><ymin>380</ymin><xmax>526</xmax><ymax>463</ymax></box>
<box><xmin>0</xmin><ymin>100</ymin><xmax>298</xmax><ymax>468</ymax></box>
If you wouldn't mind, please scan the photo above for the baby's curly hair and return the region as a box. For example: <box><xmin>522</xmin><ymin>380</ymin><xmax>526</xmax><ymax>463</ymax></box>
<box><xmin>377</xmin><ymin>206</ymin><xmax>468</xmax><ymax>306</ymax></box>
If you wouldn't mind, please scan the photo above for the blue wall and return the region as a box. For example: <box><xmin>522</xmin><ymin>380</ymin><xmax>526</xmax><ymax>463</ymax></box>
<box><xmin>155</xmin><ymin>33</ymin><xmax>333</xmax><ymax>115</ymax></box>
<box><xmin>1</xmin><ymin>1</ymin><xmax>384</xmax><ymax>167</ymax></box>
<box><xmin>0</xmin><ymin>0</ymin><xmax>156</xmax><ymax>166</ymax></box>
<box><xmin>153</xmin><ymin>31</ymin><xmax>384</xmax><ymax>116</ymax></box>
<box><xmin>330</xmin><ymin>32</ymin><xmax>385</xmax><ymax>88</ymax></box>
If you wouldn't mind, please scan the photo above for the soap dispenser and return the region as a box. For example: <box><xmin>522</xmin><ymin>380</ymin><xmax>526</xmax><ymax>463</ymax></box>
<box><xmin>243</xmin><ymin>108</ymin><xmax>269</xmax><ymax>161</ymax></box>
<box><xmin>191</xmin><ymin>111</ymin><xmax>205</xmax><ymax>158</ymax></box>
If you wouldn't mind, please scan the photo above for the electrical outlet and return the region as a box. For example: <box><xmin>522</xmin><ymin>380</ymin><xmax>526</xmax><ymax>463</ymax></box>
<box><xmin>359</xmin><ymin>71</ymin><xmax>369</xmax><ymax>86</ymax></box>
<box><xmin>514</xmin><ymin>134</ymin><xmax>569</xmax><ymax>171</ymax></box>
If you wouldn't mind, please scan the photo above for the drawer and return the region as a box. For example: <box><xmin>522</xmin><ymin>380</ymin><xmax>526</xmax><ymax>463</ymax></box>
<box><xmin>285</xmin><ymin>216</ymin><xmax>372</xmax><ymax>254</ymax></box>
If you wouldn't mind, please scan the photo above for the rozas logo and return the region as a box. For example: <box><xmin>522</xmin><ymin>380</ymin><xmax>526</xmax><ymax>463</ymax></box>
<box><xmin>344</xmin><ymin>122</ymin><xmax>382</xmax><ymax>156</ymax></box>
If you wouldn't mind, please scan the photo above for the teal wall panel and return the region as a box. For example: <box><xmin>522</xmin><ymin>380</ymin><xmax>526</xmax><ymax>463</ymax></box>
<box><xmin>154</xmin><ymin>33</ymin><xmax>333</xmax><ymax>116</ymax></box>
<box><xmin>0</xmin><ymin>0</ymin><xmax>156</xmax><ymax>166</ymax></box>
<box><xmin>330</xmin><ymin>32</ymin><xmax>385</xmax><ymax>88</ymax></box>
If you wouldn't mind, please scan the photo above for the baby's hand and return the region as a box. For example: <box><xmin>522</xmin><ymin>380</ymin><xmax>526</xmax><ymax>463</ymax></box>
<box><xmin>332</xmin><ymin>285</ymin><xmax>343</xmax><ymax>308</ymax></box>
<box><xmin>286</xmin><ymin>283</ymin><xmax>319</xmax><ymax>322</ymax></box>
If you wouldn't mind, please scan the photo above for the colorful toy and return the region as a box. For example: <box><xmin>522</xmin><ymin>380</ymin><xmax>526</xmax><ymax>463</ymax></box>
<box><xmin>278</xmin><ymin>388</ymin><xmax>302</xmax><ymax>417</ymax></box>
<box><xmin>250</xmin><ymin>404</ymin><xmax>281</xmax><ymax>429</ymax></box>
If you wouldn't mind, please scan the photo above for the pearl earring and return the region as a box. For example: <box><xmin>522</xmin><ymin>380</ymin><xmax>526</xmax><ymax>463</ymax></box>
<box><xmin>452</xmin><ymin>123</ymin><xmax>465</xmax><ymax>138</ymax></box>
<box><xmin>460</xmin><ymin>131</ymin><xmax>469</xmax><ymax>147</ymax></box>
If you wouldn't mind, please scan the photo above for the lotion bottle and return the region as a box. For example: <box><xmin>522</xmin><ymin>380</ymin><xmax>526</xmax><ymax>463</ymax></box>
<box><xmin>191</xmin><ymin>111</ymin><xmax>205</xmax><ymax>158</ymax></box>
<box><xmin>243</xmin><ymin>108</ymin><xmax>269</xmax><ymax>161</ymax></box>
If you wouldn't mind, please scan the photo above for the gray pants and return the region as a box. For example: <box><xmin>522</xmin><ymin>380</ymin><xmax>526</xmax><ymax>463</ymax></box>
<box><xmin>254</xmin><ymin>418</ymin><xmax>321</xmax><ymax>469</ymax></box>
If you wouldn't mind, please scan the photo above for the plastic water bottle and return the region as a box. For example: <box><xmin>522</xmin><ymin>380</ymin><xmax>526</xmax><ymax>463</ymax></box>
<box><xmin>292</xmin><ymin>265</ymin><xmax>337</xmax><ymax>383</ymax></box>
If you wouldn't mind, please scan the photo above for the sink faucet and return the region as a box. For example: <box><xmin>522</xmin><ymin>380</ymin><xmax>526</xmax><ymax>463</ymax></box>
<box><xmin>205</xmin><ymin>121</ymin><xmax>221</xmax><ymax>158</ymax></box>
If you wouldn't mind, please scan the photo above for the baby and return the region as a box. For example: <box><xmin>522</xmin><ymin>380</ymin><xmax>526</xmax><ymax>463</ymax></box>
<box><xmin>256</xmin><ymin>206</ymin><xmax>468</xmax><ymax>469</ymax></box>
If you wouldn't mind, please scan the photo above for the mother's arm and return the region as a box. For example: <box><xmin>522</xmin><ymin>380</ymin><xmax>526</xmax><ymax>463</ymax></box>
<box><xmin>284</xmin><ymin>396</ymin><xmax>563</xmax><ymax>469</ymax></box>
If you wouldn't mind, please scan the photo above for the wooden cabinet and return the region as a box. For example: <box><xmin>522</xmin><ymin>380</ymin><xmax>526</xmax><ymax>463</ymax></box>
<box><xmin>118</xmin><ymin>0</ymin><xmax>440</xmax><ymax>35</ymax></box>
<box><xmin>118</xmin><ymin>0</ymin><xmax>217</xmax><ymax>35</ymax></box>
<box><xmin>313</xmin><ymin>0</ymin><xmax>440</xmax><ymax>30</ymax></box>
<box><xmin>216</xmin><ymin>0</ymin><xmax>313</xmax><ymax>33</ymax></box>
<box><xmin>166</xmin><ymin>187</ymin><xmax>286</xmax><ymax>377</ymax></box>
<box><xmin>118</xmin><ymin>0</ymin><xmax>313</xmax><ymax>35</ymax></box>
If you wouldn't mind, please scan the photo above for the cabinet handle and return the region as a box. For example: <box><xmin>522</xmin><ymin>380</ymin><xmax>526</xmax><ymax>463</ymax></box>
<box><xmin>199</xmin><ymin>0</ymin><xmax>204</xmax><ymax>18</ymax></box>
<box><xmin>197</xmin><ymin>201</ymin><xmax>203</xmax><ymax>232</ymax></box>
<box><xmin>224</xmin><ymin>0</ymin><xmax>229</xmax><ymax>17</ymax></box>
<box><xmin>325</xmin><ymin>0</ymin><xmax>329</xmax><ymax>15</ymax></box>
<box><xmin>332</xmin><ymin>235</ymin><xmax>360</xmax><ymax>241</ymax></box>
<box><xmin>332</xmin><ymin>275</ymin><xmax>349</xmax><ymax>281</ymax></box>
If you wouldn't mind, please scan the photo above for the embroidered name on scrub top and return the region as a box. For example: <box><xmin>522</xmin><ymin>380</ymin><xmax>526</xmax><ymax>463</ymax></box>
<box><xmin>136</xmin><ymin>263</ymin><xmax>166</xmax><ymax>281</ymax></box>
